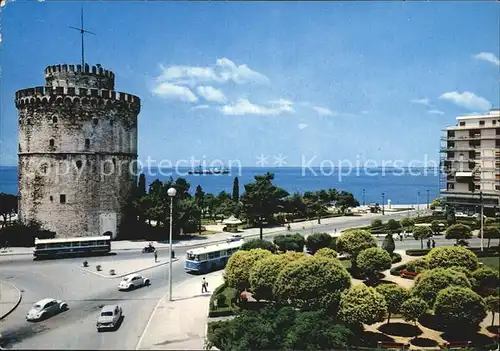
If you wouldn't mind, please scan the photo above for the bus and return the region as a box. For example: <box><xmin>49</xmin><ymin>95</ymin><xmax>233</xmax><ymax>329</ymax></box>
<box><xmin>33</xmin><ymin>236</ymin><xmax>111</xmax><ymax>260</ymax></box>
<box><xmin>184</xmin><ymin>240</ymin><xmax>243</xmax><ymax>274</ymax></box>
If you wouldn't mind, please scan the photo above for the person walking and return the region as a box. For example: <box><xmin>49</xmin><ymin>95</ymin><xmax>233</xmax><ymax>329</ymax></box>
<box><xmin>202</xmin><ymin>277</ymin><xmax>208</xmax><ymax>293</ymax></box>
<box><xmin>426</xmin><ymin>239</ymin><xmax>431</xmax><ymax>249</ymax></box>
<box><xmin>154</xmin><ymin>251</ymin><xmax>158</xmax><ymax>263</ymax></box>
<box><xmin>432</xmin><ymin>239</ymin><xmax>436</xmax><ymax>248</ymax></box>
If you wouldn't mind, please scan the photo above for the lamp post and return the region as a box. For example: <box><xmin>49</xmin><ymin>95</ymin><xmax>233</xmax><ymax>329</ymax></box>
<box><xmin>426</xmin><ymin>189</ymin><xmax>430</xmax><ymax>210</ymax></box>
<box><xmin>167</xmin><ymin>187</ymin><xmax>177</xmax><ymax>301</ymax></box>
<box><xmin>480</xmin><ymin>191</ymin><xmax>484</xmax><ymax>252</ymax></box>
<box><xmin>417</xmin><ymin>191</ymin><xmax>420</xmax><ymax>211</ymax></box>
<box><xmin>381</xmin><ymin>192</ymin><xmax>385</xmax><ymax>215</ymax></box>
<box><xmin>362</xmin><ymin>188</ymin><xmax>365</xmax><ymax>206</ymax></box>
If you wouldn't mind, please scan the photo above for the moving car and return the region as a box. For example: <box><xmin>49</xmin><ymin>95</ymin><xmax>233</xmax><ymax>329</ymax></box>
<box><xmin>118</xmin><ymin>274</ymin><xmax>150</xmax><ymax>290</ymax></box>
<box><xmin>226</xmin><ymin>234</ymin><xmax>243</xmax><ymax>243</ymax></box>
<box><xmin>26</xmin><ymin>298</ymin><xmax>68</xmax><ymax>321</ymax></box>
<box><xmin>96</xmin><ymin>304</ymin><xmax>123</xmax><ymax>332</ymax></box>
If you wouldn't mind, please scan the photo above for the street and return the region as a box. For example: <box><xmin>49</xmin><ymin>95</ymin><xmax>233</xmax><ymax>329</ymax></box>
<box><xmin>0</xmin><ymin>210</ymin><xmax>497</xmax><ymax>349</ymax></box>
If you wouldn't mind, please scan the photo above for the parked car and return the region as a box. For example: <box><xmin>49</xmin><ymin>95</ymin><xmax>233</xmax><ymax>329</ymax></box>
<box><xmin>118</xmin><ymin>274</ymin><xmax>150</xmax><ymax>290</ymax></box>
<box><xmin>226</xmin><ymin>234</ymin><xmax>243</xmax><ymax>243</ymax></box>
<box><xmin>96</xmin><ymin>304</ymin><xmax>123</xmax><ymax>332</ymax></box>
<box><xmin>26</xmin><ymin>298</ymin><xmax>68</xmax><ymax>321</ymax></box>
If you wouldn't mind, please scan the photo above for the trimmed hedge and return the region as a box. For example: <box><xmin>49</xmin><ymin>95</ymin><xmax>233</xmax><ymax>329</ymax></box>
<box><xmin>391</xmin><ymin>252</ymin><xmax>402</xmax><ymax>263</ymax></box>
<box><xmin>406</xmin><ymin>248</ymin><xmax>432</xmax><ymax>256</ymax></box>
<box><xmin>208</xmin><ymin>283</ymin><xmax>238</xmax><ymax>318</ymax></box>
<box><xmin>390</xmin><ymin>264</ymin><xmax>407</xmax><ymax>276</ymax></box>
<box><xmin>406</xmin><ymin>246</ymin><xmax>500</xmax><ymax>257</ymax></box>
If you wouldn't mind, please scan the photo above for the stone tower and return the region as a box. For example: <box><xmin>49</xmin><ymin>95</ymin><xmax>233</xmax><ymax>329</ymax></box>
<box><xmin>15</xmin><ymin>63</ymin><xmax>141</xmax><ymax>238</ymax></box>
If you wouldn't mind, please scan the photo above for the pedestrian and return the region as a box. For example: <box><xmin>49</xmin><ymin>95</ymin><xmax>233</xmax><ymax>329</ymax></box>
<box><xmin>334</xmin><ymin>228</ymin><xmax>337</xmax><ymax>234</ymax></box>
<box><xmin>432</xmin><ymin>239</ymin><xmax>436</xmax><ymax>248</ymax></box>
<box><xmin>154</xmin><ymin>251</ymin><xmax>158</xmax><ymax>263</ymax></box>
<box><xmin>426</xmin><ymin>239</ymin><xmax>431</xmax><ymax>249</ymax></box>
<box><xmin>399</xmin><ymin>234</ymin><xmax>403</xmax><ymax>242</ymax></box>
<box><xmin>202</xmin><ymin>277</ymin><xmax>208</xmax><ymax>293</ymax></box>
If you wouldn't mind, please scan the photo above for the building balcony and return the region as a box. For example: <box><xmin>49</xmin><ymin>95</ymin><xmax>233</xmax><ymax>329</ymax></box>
<box><xmin>441</xmin><ymin>135</ymin><xmax>500</xmax><ymax>141</ymax></box>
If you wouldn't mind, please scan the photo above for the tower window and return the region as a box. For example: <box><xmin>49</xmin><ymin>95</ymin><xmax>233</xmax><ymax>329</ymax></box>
<box><xmin>479</xmin><ymin>120</ymin><xmax>485</xmax><ymax>126</ymax></box>
<box><xmin>85</xmin><ymin>139</ymin><xmax>90</xmax><ymax>148</ymax></box>
<box><xmin>27</xmin><ymin>118</ymin><xmax>32</xmax><ymax>125</ymax></box>
<box><xmin>60</xmin><ymin>194</ymin><xmax>66</xmax><ymax>204</ymax></box>
<box><xmin>49</xmin><ymin>196</ymin><xmax>53</xmax><ymax>202</ymax></box>
<box><xmin>76</xmin><ymin>160</ymin><xmax>82</xmax><ymax>169</ymax></box>
<box><xmin>93</xmin><ymin>118</ymin><xmax>98</xmax><ymax>126</ymax></box>
<box><xmin>459</xmin><ymin>122</ymin><xmax>466</xmax><ymax>126</ymax></box>
<box><xmin>49</xmin><ymin>139</ymin><xmax>55</xmax><ymax>147</ymax></box>
<box><xmin>53</xmin><ymin>116</ymin><xmax>58</xmax><ymax>123</ymax></box>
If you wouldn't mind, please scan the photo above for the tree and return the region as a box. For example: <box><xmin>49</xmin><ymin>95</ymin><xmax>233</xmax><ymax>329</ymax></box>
<box><xmin>400</xmin><ymin>297</ymin><xmax>428</xmax><ymax>326</ymax></box>
<box><xmin>412</xmin><ymin>226</ymin><xmax>432</xmax><ymax>249</ymax></box>
<box><xmin>376</xmin><ymin>284</ymin><xmax>410</xmax><ymax>324</ymax></box>
<box><xmin>387</xmin><ymin>219</ymin><xmax>401</xmax><ymax>234</ymax></box>
<box><xmin>336</xmin><ymin>229</ymin><xmax>377</xmax><ymax>272</ymax></box>
<box><xmin>430</xmin><ymin>220</ymin><xmax>443</xmax><ymax>235</ymax></box>
<box><xmin>283</xmin><ymin>193</ymin><xmax>308</xmax><ymax>221</ymax></box>
<box><xmin>249</xmin><ymin>252</ymin><xmax>302</xmax><ymax>301</ymax></box>
<box><xmin>400</xmin><ymin>218</ymin><xmax>415</xmax><ymax>232</ymax></box>
<box><xmin>194</xmin><ymin>185</ymin><xmax>205</xmax><ymax>233</ymax></box>
<box><xmin>232</xmin><ymin>177</ymin><xmax>239</xmax><ymax>203</ymax></box>
<box><xmin>481</xmin><ymin>226</ymin><xmax>500</xmax><ymax>248</ymax></box>
<box><xmin>306</xmin><ymin>232</ymin><xmax>336</xmax><ymax>254</ymax></box>
<box><xmin>137</xmin><ymin>173</ymin><xmax>147</xmax><ymax>197</ymax></box>
<box><xmin>240</xmin><ymin>239</ymin><xmax>276</xmax><ymax>253</ymax></box>
<box><xmin>283</xmin><ymin>310</ymin><xmax>354</xmax><ymax>350</ymax></box>
<box><xmin>412</xmin><ymin>268</ymin><xmax>472</xmax><ymax>305</ymax></box>
<box><xmin>314</xmin><ymin>247</ymin><xmax>339</xmax><ymax>259</ymax></box>
<box><xmin>338</xmin><ymin>285</ymin><xmax>387</xmax><ymax>326</ymax></box>
<box><xmin>241</xmin><ymin>173</ymin><xmax>289</xmax><ymax>239</ymax></box>
<box><xmin>484</xmin><ymin>295</ymin><xmax>499</xmax><ymax>327</ymax></box>
<box><xmin>371</xmin><ymin>219</ymin><xmax>383</xmax><ymax>229</ymax></box>
<box><xmin>357</xmin><ymin>248</ymin><xmax>392</xmax><ymax>282</ymax></box>
<box><xmin>426</xmin><ymin>246</ymin><xmax>479</xmax><ymax>271</ymax></box>
<box><xmin>274</xmin><ymin>256</ymin><xmax>351</xmax><ymax>312</ymax></box>
<box><xmin>430</xmin><ymin>198</ymin><xmax>442</xmax><ymax>210</ymax></box>
<box><xmin>225</xmin><ymin>249</ymin><xmax>273</xmax><ymax>290</ymax></box>
<box><xmin>445</xmin><ymin>206</ymin><xmax>456</xmax><ymax>226</ymax></box>
<box><xmin>335</xmin><ymin>191</ymin><xmax>360</xmax><ymax>213</ymax></box>
<box><xmin>472</xmin><ymin>267</ymin><xmax>500</xmax><ymax>297</ymax></box>
<box><xmin>0</xmin><ymin>193</ymin><xmax>18</xmax><ymax>228</ymax></box>
<box><xmin>303</xmin><ymin>191</ymin><xmax>329</xmax><ymax>224</ymax></box>
<box><xmin>434</xmin><ymin>287</ymin><xmax>487</xmax><ymax>331</ymax></box>
<box><xmin>445</xmin><ymin>223</ymin><xmax>472</xmax><ymax>244</ymax></box>
<box><xmin>381</xmin><ymin>234</ymin><xmax>395</xmax><ymax>255</ymax></box>
<box><xmin>273</xmin><ymin>233</ymin><xmax>305</xmax><ymax>253</ymax></box>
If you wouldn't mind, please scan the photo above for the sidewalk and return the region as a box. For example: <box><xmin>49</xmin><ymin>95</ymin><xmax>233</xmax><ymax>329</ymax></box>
<box><xmin>81</xmin><ymin>257</ymin><xmax>179</xmax><ymax>279</ymax></box>
<box><xmin>136</xmin><ymin>271</ymin><xmax>225</xmax><ymax>350</ymax></box>
<box><xmin>0</xmin><ymin>280</ymin><xmax>22</xmax><ymax>320</ymax></box>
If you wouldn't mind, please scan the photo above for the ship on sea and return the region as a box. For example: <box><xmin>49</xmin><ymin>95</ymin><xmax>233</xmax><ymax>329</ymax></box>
<box><xmin>188</xmin><ymin>166</ymin><xmax>230</xmax><ymax>175</ymax></box>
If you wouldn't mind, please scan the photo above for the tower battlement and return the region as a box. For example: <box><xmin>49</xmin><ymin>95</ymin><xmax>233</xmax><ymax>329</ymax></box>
<box><xmin>44</xmin><ymin>63</ymin><xmax>115</xmax><ymax>90</ymax></box>
<box><xmin>15</xmin><ymin>86</ymin><xmax>140</xmax><ymax>113</ymax></box>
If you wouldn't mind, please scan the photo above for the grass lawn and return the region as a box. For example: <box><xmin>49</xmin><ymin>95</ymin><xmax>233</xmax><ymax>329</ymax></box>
<box><xmin>478</xmin><ymin>256</ymin><xmax>500</xmax><ymax>270</ymax></box>
<box><xmin>210</xmin><ymin>284</ymin><xmax>237</xmax><ymax>316</ymax></box>
<box><xmin>199</xmin><ymin>230</ymin><xmax>218</xmax><ymax>235</ymax></box>
<box><xmin>341</xmin><ymin>260</ymin><xmax>352</xmax><ymax>270</ymax></box>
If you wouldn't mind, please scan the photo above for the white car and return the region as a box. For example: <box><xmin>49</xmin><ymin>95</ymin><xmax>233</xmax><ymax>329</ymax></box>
<box><xmin>26</xmin><ymin>298</ymin><xmax>68</xmax><ymax>321</ymax></box>
<box><xmin>96</xmin><ymin>304</ymin><xmax>123</xmax><ymax>332</ymax></box>
<box><xmin>226</xmin><ymin>234</ymin><xmax>243</xmax><ymax>243</ymax></box>
<box><xmin>118</xmin><ymin>274</ymin><xmax>150</xmax><ymax>290</ymax></box>
<box><xmin>455</xmin><ymin>212</ymin><xmax>468</xmax><ymax>218</ymax></box>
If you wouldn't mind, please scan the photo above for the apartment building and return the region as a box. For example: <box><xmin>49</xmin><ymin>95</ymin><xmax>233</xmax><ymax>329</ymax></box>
<box><xmin>440</xmin><ymin>109</ymin><xmax>500</xmax><ymax>216</ymax></box>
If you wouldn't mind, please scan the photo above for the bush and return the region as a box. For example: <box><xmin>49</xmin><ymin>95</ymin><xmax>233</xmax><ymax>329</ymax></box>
<box><xmin>249</xmin><ymin>252</ymin><xmax>303</xmax><ymax>302</ymax></box>
<box><xmin>338</xmin><ymin>285</ymin><xmax>387</xmax><ymax>326</ymax></box>
<box><xmin>225</xmin><ymin>249</ymin><xmax>273</xmax><ymax>290</ymax></box>
<box><xmin>413</xmin><ymin>226</ymin><xmax>432</xmax><ymax>249</ymax></box>
<box><xmin>371</xmin><ymin>219</ymin><xmax>383</xmax><ymax>228</ymax></box>
<box><xmin>406</xmin><ymin>248</ymin><xmax>432</xmax><ymax>256</ymax></box>
<box><xmin>376</xmin><ymin>284</ymin><xmax>410</xmax><ymax>323</ymax></box>
<box><xmin>273</xmin><ymin>233</ymin><xmax>305</xmax><ymax>253</ymax></box>
<box><xmin>484</xmin><ymin>295</ymin><xmax>499</xmax><ymax>327</ymax></box>
<box><xmin>412</xmin><ymin>268</ymin><xmax>472</xmax><ymax>305</ymax></box>
<box><xmin>357</xmin><ymin>247</ymin><xmax>392</xmax><ymax>281</ymax></box>
<box><xmin>314</xmin><ymin>247</ymin><xmax>338</xmax><ymax>259</ymax></box>
<box><xmin>400</xmin><ymin>218</ymin><xmax>415</xmax><ymax>229</ymax></box>
<box><xmin>240</xmin><ymin>239</ymin><xmax>276</xmax><ymax>253</ymax></box>
<box><xmin>427</xmin><ymin>246</ymin><xmax>479</xmax><ymax>271</ymax></box>
<box><xmin>445</xmin><ymin>223</ymin><xmax>472</xmax><ymax>242</ymax></box>
<box><xmin>406</xmin><ymin>258</ymin><xmax>428</xmax><ymax>273</ymax></box>
<box><xmin>391</xmin><ymin>252</ymin><xmax>402</xmax><ymax>264</ymax></box>
<box><xmin>274</xmin><ymin>256</ymin><xmax>351</xmax><ymax>313</ymax></box>
<box><xmin>0</xmin><ymin>221</ymin><xmax>56</xmax><ymax>247</ymax></box>
<box><xmin>481</xmin><ymin>226</ymin><xmax>500</xmax><ymax>248</ymax></box>
<box><xmin>434</xmin><ymin>287</ymin><xmax>487</xmax><ymax>331</ymax></box>
<box><xmin>430</xmin><ymin>220</ymin><xmax>444</xmax><ymax>235</ymax></box>
<box><xmin>336</xmin><ymin>229</ymin><xmax>377</xmax><ymax>271</ymax></box>
<box><xmin>448</xmin><ymin>266</ymin><xmax>473</xmax><ymax>280</ymax></box>
<box><xmin>216</xmin><ymin>294</ymin><xmax>226</xmax><ymax>307</ymax></box>
<box><xmin>400</xmin><ymin>297</ymin><xmax>428</xmax><ymax>326</ymax></box>
<box><xmin>472</xmin><ymin>266</ymin><xmax>500</xmax><ymax>296</ymax></box>
<box><xmin>387</xmin><ymin>219</ymin><xmax>402</xmax><ymax>234</ymax></box>
<box><xmin>382</xmin><ymin>234</ymin><xmax>395</xmax><ymax>255</ymax></box>
<box><xmin>305</xmin><ymin>232</ymin><xmax>336</xmax><ymax>254</ymax></box>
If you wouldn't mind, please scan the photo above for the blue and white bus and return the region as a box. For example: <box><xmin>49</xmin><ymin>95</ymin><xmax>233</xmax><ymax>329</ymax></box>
<box><xmin>184</xmin><ymin>240</ymin><xmax>243</xmax><ymax>274</ymax></box>
<box><xmin>34</xmin><ymin>236</ymin><xmax>111</xmax><ymax>260</ymax></box>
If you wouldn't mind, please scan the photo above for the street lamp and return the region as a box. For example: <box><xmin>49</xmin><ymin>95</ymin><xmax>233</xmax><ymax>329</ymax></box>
<box><xmin>381</xmin><ymin>192</ymin><xmax>385</xmax><ymax>215</ymax></box>
<box><xmin>417</xmin><ymin>191</ymin><xmax>421</xmax><ymax>211</ymax></box>
<box><xmin>426</xmin><ymin>189</ymin><xmax>430</xmax><ymax>210</ymax></box>
<box><xmin>362</xmin><ymin>188</ymin><xmax>365</xmax><ymax>206</ymax></box>
<box><xmin>167</xmin><ymin>187</ymin><xmax>177</xmax><ymax>301</ymax></box>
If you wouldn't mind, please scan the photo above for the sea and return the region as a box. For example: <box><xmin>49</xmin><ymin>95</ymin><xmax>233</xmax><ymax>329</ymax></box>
<box><xmin>0</xmin><ymin>165</ymin><xmax>440</xmax><ymax>205</ymax></box>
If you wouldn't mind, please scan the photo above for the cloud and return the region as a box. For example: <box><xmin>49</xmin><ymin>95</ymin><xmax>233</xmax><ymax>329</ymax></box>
<box><xmin>298</xmin><ymin>123</ymin><xmax>308</xmax><ymax>130</ymax></box>
<box><xmin>191</xmin><ymin>105</ymin><xmax>210</xmax><ymax>110</ymax></box>
<box><xmin>439</xmin><ymin>91</ymin><xmax>491</xmax><ymax>111</ymax></box>
<box><xmin>312</xmin><ymin>106</ymin><xmax>334</xmax><ymax>116</ymax></box>
<box><xmin>157</xmin><ymin>58</ymin><xmax>269</xmax><ymax>87</ymax></box>
<box><xmin>473</xmin><ymin>52</ymin><xmax>500</xmax><ymax>66</ymax></box>
<box><xmin>221</xmin><ymin>98</ymin><xmax>293</xmax><ymax>116</ymax></box>
<box><xmin>428</xmin><ymin>109</ymin><xmax>444</xmax><ymax>115</ymax></box>
<box><xmin>411</xmin><ymin>98</ymin><xmax>431</xmax><ymax>107</ymax></box>
<box><xmin>152</xmin><ymin>83</ymin><xmax>198</xmax><ymax>102</ymax></box>
<box><xmin>196</xmin><ymin>86</ymin><xmax>227</xmax><ymax>103</ymax></box>
<box><xmin>361</xmin><ymin>110</ymin><xmax>369</xmax><ymax>115</ymax></box>
<box><xmin>269</xmin><ymin>99</ymin><xmax>295</xmax><ymax>113</ymax></box>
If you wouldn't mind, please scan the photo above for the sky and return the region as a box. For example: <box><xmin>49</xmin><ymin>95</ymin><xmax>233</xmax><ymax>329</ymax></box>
<box><xmin>0</xmin><ymin>1</ymin><xmax>499</xmax><ymax>167</ymax></box>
